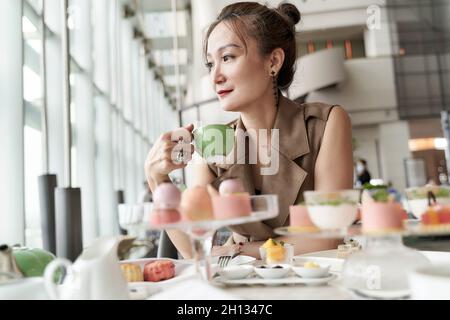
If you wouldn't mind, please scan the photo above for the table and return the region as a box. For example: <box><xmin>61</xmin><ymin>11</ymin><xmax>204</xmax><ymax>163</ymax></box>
<box><xmin>216</xmin><ymin>275</ymin><xmax>353</xmax><ymax>300</ymax></box>
<box><xmin>150</xmin><ymin>249</ymin><xmax>450</xmax><ymax>300</ymax></box>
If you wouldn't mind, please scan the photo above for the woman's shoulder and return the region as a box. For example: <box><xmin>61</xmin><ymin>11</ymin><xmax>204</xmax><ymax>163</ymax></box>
<box><xmin>297</xmin><ymin>101</ymin><xmax>342</xmax><ymax>122</ymax></box>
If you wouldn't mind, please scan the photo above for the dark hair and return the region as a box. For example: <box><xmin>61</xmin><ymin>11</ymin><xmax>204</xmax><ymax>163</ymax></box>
<box><xmin>358</xmin><ymin>159</ymin><xmax>367</xmax><ymax>166</ymax></box>
<box><xmin>204</xmin><ymin>2</ymin><xmax>301</xmax><ymax>90</ymax></box>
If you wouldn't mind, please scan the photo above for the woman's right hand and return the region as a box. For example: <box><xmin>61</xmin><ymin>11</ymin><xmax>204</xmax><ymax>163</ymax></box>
<box><xmin>145</xmin><ymin>124</ymin><xmax>195</xmax><ymax>188</ymax></box>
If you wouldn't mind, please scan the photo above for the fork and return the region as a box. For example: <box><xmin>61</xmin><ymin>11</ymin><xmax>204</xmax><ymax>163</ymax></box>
<box><xmin>217</xmin><ymin>252</ymin><xmax>239</xmax><ymax>268</ymax></box>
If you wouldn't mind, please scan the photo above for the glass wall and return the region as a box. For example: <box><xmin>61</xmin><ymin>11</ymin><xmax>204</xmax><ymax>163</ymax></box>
<box><xmin>388</xmin><ymin>0</ymin><xmax>450</xmax><ymax>119</ymax></box>
<box><xmin>0</xmin><ymin>0</ymin><xmax>178</xmax><ymax>247</ymax></box>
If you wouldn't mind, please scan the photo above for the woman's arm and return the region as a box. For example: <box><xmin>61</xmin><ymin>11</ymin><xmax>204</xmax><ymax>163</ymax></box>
<box><xmin>315</xmin><ymin>106</ymin><xmax>354</xmax><ymax>190</ymax></box>
<box><xmin>260</xmin><ymin>106</ymin><xmax>353</xmax><ymax>257</ymax></box>
<box><xmin>166</xmin><ymin>160</ymin><xmax>216</xmax><ymax>259</ymax></box>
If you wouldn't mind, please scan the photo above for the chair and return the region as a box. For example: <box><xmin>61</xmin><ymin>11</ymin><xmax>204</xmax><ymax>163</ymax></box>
<box><xmin>157</xmin><ymin>230</ymin><xmax>179</xmax><ymax>259</ymax></box>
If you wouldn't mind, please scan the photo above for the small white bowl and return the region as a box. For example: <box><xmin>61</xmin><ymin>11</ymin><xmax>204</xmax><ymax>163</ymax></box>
<box><xmin>304</xmin><ymin>190</ymin><xmax>359</xmax><ymax>230</ymax></box>
<box><xmin>307</xmin><ymin>204</ymin><xmax>358</xmax><ymax>230</ymax></box>
<box><xmin>292</xmin><ymin>262</ymin><xmax>330</xmax><ymax>278</ymax></box>
<box><xmin>218</xmin><ymin>265</ymin><xmax>254</xmax><ymax>280</ymax></box>
<box><xmin>253</xmin><ymin>264</ymin><xmax>291</xmax><ymax>279</ymax></box>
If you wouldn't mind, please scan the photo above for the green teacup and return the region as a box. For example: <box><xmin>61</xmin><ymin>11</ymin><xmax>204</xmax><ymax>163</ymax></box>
<box><xmin>12</xmin><ymin>247</ymin><xmax>55</xmax><ymax>277</ymax></box>
<box><xmin>193</xmin><ymin>124</ymin><xmax>235</xmax><ymax>162</ymax></box>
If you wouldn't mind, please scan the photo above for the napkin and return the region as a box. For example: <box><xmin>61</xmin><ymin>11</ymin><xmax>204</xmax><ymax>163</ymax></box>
<box><xmin>148</xmin><ymin>278</ymin><xmax>240</xmax><ymax>300</ymax></box>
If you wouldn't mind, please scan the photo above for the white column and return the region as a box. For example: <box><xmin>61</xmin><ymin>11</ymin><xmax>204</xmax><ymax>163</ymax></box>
<box><xmin>72</xmin><ymin>0</ymin><xmax>98</xmax><ymax>245</ymax></box>
<box><xmin>120</xmin><ymin>19</ymin><xmax>134</xmax><ymax>122</ymax></box>
<box><xmin>45</xmin><ymin>0</ymin><xmax>62</xmax><ymax>35</ymax></box>
<box><xmin>74</xmin><ymin>73</ymin><xmax>98</xmax><ymax>243</ymax></box>
<box><xmin>96</xmin><ymin>96</ymin><xmax>118</xmax><ymax>235</ymax></box>
<box><xmin>0</xmin><ymin>0</ymin><xmax>24</xmax><ymax>245</ymax></box>
<box><xmin>135</xmin><ymin>135</ymin><xmax>144</xmax><ymax>202</ymax></box>
<box><xmin>364</xmin><ymin>7</ymin><xmax>393</xmax><ymax>58</ymax></box>
<box><xmin>46</xmin><ymin>9</ymin><xmax>65</xmax><ymax>183</ymax></box>
<box><xmin>379</xmin><ymin>121</ymin><xmax>411</xmax><ymax>191</ymax></box>
<box><xmin>93</xmin><ymin>0</ymin><xmax>117</xmax><ymax>236</ymax></box>
<box><xmin>132</xmin><ymin>40</ymin><xmax>142</xmax><ymax>132</ymax></box>
<box><xmin>124</xmin><ymin>124</ymin><xmax>136</xmax><ymax>203</ymax></box>
<box><xmin>108</xmin><ymin>0</ymin><xmax>118</xmax><ymax>106</ymax></box>
<box><xmin>111</xmin><ymin>110</ymin><xmax>120</xmax><ymax>190</ymax></box>
<box><xmin>120</xmin><ymin>19</ymin><xmax>137</xmax><ymax>203</ymax></box>
<box><xmin>131</xmin><ymin>39</ymin><xmax>142</xmax><ymax>199</ymax></box>
<box><xmin>93</xmin><ymin>0</ymin><xmax>111</xmax><ymax>94</ymax></box>
<box><xmin>140</xmin><ymin>49</ymin><xmax>149</xmax><ymax>141</ymax></box>
<box><xmin>190</xmin><ymin>0</ymin><xmax>217</xmax><ymax>103</ymax></box>
<box><xmin>145</xmin><ymin>69</ymin><xmax>153</xmax><ymax>141</ymax></box>
<box><xmin>117</xmin><ymin>115</ymin><xmax>125</xmax><ymax>192</ymax></box>
<box><xmin>111</xmin><ymin>0</ymin><xmax>123</xmax><ymax>191</ymax></box>
<box><xmin>147</xmin><ymin>70</ymin><xmax>156</xmax><ymax>142</ymax></box>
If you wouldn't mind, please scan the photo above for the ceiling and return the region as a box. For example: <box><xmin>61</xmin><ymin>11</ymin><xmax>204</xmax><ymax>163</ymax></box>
<box><xmin>136</xmin><ymin>0</ymin><xmax>192</xmax><ymax>109</ymax></box>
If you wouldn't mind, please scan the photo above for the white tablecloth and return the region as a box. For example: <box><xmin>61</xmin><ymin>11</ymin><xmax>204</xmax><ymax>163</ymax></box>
<box><xmin>149</xmin><ymin>249</ymin><xmax>450</xmax><ymax>300</ymax></box>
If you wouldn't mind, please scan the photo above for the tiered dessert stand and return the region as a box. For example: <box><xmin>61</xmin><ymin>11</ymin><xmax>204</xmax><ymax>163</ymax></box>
<box><xmin>124</xmin><ymin>195</ymin><xmax>278</xmax><ymax>282</ymax></box>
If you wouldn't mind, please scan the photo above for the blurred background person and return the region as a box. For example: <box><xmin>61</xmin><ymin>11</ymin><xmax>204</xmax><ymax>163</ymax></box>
<box><xmin>356</xmin><ymin>158</ymin><xmax>371</xmax><ymax>186</ymax></box>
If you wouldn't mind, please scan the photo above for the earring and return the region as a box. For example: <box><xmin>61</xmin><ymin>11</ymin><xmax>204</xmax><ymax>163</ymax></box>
<box><xmin>271</xmin><ymin>70</ymin><xmax>279</xmax><ymax>107</ymax></box>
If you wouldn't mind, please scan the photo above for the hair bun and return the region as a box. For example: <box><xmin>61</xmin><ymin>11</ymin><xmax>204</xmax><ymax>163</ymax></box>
<box><xmin>277</xmin><ymin>3</ymin><xmax>301</xmax><ymax>25</ymax></box>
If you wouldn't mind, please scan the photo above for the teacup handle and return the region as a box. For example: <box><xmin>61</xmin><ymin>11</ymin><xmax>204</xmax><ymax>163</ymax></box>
<box><xmin>44</xmin><ymin>258</ymin><xmax>72</xmax><ymax>300</ymax></box>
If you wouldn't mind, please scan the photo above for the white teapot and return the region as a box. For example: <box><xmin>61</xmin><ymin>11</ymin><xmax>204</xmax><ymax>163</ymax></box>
<box><xmin>44</xmin><ymin>236</ymin><xmax>129</xmax><ymax>300</ymax></box>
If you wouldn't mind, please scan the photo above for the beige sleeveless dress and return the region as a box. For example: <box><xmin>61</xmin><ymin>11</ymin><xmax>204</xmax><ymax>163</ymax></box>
<box><xmin>208</xmin><ymin>94</ymin><xmax>337</xmax><ymax>242</ymax></box>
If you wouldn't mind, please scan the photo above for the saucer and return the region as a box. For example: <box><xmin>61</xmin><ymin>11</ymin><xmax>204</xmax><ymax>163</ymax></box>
<box><xmin>214</xmin><ymin>273</ymin><xmax>337</xmax><ymax>287</ymax></box>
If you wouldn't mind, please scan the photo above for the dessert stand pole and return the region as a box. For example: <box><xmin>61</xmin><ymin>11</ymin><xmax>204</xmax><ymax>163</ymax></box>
<box><xmin>187</xmin><ymin>228</ymin><xmax>215</xmax><ymax>282</ymax></box>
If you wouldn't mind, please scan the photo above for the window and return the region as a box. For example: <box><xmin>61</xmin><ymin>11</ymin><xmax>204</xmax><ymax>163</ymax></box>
<box><xmin>0</xmin><ymin>0</ymin><xmax>175</xmax><ymax>249</ymax></box>
<box><xmin>23</xmin><ymin>3</ymin><xmax>43</xmax><ymax>247</ymax></box>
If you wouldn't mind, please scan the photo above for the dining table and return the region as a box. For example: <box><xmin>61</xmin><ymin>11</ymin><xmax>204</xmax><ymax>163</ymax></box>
<box><xmin>145</xmin><ymin>249</ymin><xmax>450</xmax><ymax>301</ymax></box>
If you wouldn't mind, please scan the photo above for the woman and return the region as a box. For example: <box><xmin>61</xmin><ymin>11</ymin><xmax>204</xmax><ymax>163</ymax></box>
<box><xmin>145</xmin><ymin>2</ymin><xmax>354</xmax><ymax>259</ymax></box>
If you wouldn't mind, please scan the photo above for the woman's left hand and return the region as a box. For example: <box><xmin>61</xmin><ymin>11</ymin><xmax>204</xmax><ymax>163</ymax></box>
<box><xmin>211</xmin><ymin>244</ymin><xmax>242</xmax><ymax>257</ymax></box>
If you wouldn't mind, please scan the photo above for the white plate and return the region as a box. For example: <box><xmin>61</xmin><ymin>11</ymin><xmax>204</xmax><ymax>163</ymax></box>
<box><xmin>213</xmin><ymin>272</ymin><xmax>337</xmax><ymax>286</ymax></box>
<box><xmin>119</xmin><ymin>258</ymin><xmax>195</xmax><ymax>290</ymax></box>
<box><xmin>211</xmin><ymin>255</ymin><xmax>256</xmax><ymax>266</ymax></box>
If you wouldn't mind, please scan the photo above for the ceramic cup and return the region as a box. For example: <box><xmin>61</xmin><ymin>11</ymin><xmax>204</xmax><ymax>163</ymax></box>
<box><xmin>193</xmin><ymin>124</ymin><xmax>234</xmax><ymax>163</ymax></box>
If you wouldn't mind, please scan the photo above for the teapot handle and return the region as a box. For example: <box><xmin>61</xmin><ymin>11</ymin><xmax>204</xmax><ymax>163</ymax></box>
<box><xmin>43</xmin><ymin>258</ymin><xmax>72</xmax><ymax>300</ymax></box>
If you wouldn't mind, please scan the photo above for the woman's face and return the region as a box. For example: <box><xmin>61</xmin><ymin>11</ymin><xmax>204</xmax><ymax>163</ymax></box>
<box><xmin>206</xmin><ymin>22</ymin><xmax>272</xmax><ymax>112</ymax></box>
